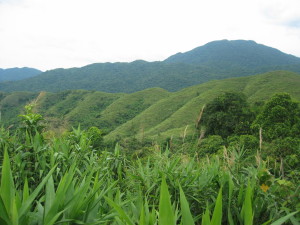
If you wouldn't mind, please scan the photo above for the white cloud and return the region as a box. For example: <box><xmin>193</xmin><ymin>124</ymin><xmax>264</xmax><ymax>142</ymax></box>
<box><xmin>0</xmin><ymin>0</ymin><xmax>299</xmax><ymax>70</ymax></box>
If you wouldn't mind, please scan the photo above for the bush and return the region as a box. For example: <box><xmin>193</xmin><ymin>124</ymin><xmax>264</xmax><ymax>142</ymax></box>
<box><xmin>200</xmin><ymin>92</ymin><xmax>254</xmax><ymax>138</ymax></box>
<box><xmin>198</xmin><ymin>135</ymin><xmax>224</xmax><ymax>155</ymax></box>
<box><xmin>227</xmin><ymin>135</ymin><xmax>259</xmax><ymax>151</ymax></box>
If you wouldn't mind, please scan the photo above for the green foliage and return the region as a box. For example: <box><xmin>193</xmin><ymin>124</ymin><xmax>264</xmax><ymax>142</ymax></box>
<box><xmin>228</xmin><ymin>135</ymin><xmax>259</xmax><ymax>151</ymax></box>
<box><xmin>158</xmin><ymin>177</ymin><xmax>175</xmax><ymax>225</ymax></box>
<box><xmin>252</xmin><ymin>93</ymin><xmax>300</xmax><ymax>141</ymax></box>
<box><xmin>271</xmin><ymin>137</ymin><xmax>300</xmax><ymax>158</ymax></box>
<box><xmin>1</xmin><ymin>78</ymin><xmax>300</xmax><ymax>224</ymax></box>
<box><xmin>86</xmin><ymin>126</ymin><xmax>104</xmax><ymax>149</ymax></box>
<box><xmin>19</xmin><ymin>104</ymin><xmax>44</xmax><ymax>137</ymax></box>
<box><xmin>200</xmin><ymin>92</ymin><xmax>254</xmax><ymax>138</ymax></box>
<box><xmin>198</xmin><ymin>135</ymin><xmax>224</xmax><ymax>155</ymax></box>
<box><xmin>0</xmin><ymin>123</ymin><xmax>299</xmax><ymax>224</ymax></box>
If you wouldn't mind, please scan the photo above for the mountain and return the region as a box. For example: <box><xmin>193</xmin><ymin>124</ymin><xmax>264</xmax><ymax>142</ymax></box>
<box><xmin>0</xmin><ymin>62</ymin><xmax>206</xmax><ymax>92</ymax></box>
<box><xmin>0</xmin><ymin>40</ymin><xmax>300</xmax><ymax>93</ymax></box>
<box><xmin>0</xmin><ymin>67</ymin><xmax>42</xmax><ymax>82</ymax></box>
<box><xmin>1</xmin><ymin>71</ymin><xmax>300</xmax><ymax>140</ymax></box>
<box><xmin>165</xmin><ymin>40</ymin><xmax>300</xmax><ymax>67</ymax></box>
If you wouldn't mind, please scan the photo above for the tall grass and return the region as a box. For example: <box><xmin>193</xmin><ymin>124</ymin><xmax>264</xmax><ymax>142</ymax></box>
<box><xmin>0</xmin><ymin>112</ymin><xmax>299</xmax><ymax>224</ymax></box>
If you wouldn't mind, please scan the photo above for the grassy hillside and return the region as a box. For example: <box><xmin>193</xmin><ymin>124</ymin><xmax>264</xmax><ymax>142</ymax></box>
<box><xmin>0</xmin><ymin>71</ymin><xmax>299</xmax><ymax>141</ymax></box>
<box><xmin>105</xmin><ymin>71</ymin><xmax>300</xmax><ymax>140</ymax></box>
<box><xmin>1</xmin><ymin>40</ymin><xmax>300</xmax><ymax>93</ymax></box>
<box><xmin>0</xmin><ymin>92</ymin><xmax>39</xmax><ymax>127</ymax></box>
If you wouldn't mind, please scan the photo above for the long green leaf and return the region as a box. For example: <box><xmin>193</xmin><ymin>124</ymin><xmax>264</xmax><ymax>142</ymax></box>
<box><xmin>270</xmin><ymin>211</ymin><xmax>299</xmax><ymax>225</ymax></box>
<box><xmin>202</xmin><ymin>204</ymin><xmax>211</xmax><ymax>225</ymax></box>
<box><xmin>22</xmin><ymin>179</ymin><xmax>29</xmax><ymax>204</ymax></box>
<box><xmin>227</xmin><ymin>175</ymin><xmax>234</xmax><ymax>225</ymax></box>
<box><xmin>159</xmin><ymin>177</ymin><xmax>175</xmax><ymax>225</ymax></box>
<box><xmin>179</xmin><ymin>185</ymin><xmax>194</xmax><ymax>225</ymax></box>
<box><xmin>0</xmin><ymin>149</ymin><xmax>15</xmax><ymax>218</ymax></box>
<box><xmin>105</xmin><ymin>196</ymin><xmax>135</xmax><ymax>225</ymax></box>
<box><xmin>211</xmin><ymin>188</ymin><xmax>222</xmax><ymax>225</ymax></box>
<box><xmin>44</xmin><ymin>175</ymin><xmax>55</xmax><ymax>219</ymax></box>
<box><xmin>242</xmin><ymin>182</ymin><xmax>253</xmax><ymax>225</ymax></box>
<box><xmin>139</xmin><ymin>202</ymin><xmax>146</xmax><ymax>225</ymax></box>
<box><xmin>0</xmin><ymin>197</ymin><xmax>10</xmax><ymax>225</ymax></box>
<box><xmin>19</xmin><ymin>166</ymin><xmax>56</xmax><ymax>220</ymax></box>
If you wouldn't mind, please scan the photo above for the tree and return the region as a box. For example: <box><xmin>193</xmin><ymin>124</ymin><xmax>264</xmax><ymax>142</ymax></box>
<box><xmin>199</xmin><ymin>92</ymin><xmax>254</xmax><ymax>138</ymax></box>
<box><xmin>252</xmin><ymin>93</ymin><xmax>300</xmax><ymax>141</ymax></box>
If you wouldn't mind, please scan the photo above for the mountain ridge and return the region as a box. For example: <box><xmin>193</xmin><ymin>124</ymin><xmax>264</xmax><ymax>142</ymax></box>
<box><xmin>1</xmin><ymin>40</ymin><xmax>300</xmax><ymax>93</ymax></box>
<box><xmin>0</xmin><ymin>67</ymin><xmax>42</xmax><ymax>82</ymax></box>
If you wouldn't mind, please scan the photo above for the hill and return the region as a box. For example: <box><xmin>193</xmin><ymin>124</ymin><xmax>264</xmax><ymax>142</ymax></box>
<box><xmin>0</xmin><ymin>67</ymin><xmax>41</xmax><ymax>82</ymax></box>
<box><xmin>1</xmin><ymin>71</ymin><xmax>300</xmax><ymax>140</ymax></box>
<box><xmin>165</xmin><ymin>40</ymin><xmax>300</xmax><ymax>67</ymax></box>
<box><xmin>1</xmin><ymin>40</ymin><xmax>300</xmax><ymax>93</ymax></box>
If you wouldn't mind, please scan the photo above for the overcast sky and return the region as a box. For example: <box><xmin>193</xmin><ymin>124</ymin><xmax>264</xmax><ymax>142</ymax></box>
<box><xmin>0</xmin><ymin>0</ymin><xmax>300</xmax><ymax>71</ymax></box>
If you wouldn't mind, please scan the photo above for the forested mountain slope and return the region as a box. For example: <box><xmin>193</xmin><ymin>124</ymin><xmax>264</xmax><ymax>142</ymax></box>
<box><xmin>0</xmin><ymin>67</ymin><xmax>41</xmax><ymax>82</ymax></box>
<box><xmin>1</xmin><ymin>40</ymin><xmax>300</xmax><ymax>93</ymax></box>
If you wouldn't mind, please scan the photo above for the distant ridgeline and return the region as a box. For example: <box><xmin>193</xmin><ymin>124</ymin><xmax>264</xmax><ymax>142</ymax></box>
<box><xmin>0</xmin><ymin>71</ymin><xmax>300</xmax><ymax>141</ymax></box>
<box><xmin>0</xmin><ymin>40</ymin><xmax>300</xmax><ymax>93</ymax></box>
<box><xmin>0</xmin><ymin>67</ymin><xmax>41</xmax><ymax>82</ymax></box>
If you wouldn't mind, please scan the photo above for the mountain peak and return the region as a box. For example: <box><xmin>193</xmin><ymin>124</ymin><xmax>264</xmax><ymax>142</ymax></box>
<box><xmin>164</xmin><ymin>40</ymin><xmax>300</xmax><ymax>66</ymax></box>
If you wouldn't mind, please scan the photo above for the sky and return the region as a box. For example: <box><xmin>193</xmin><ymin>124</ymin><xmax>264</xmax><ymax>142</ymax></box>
<box><xmin>0</xmin><ymin>0</ymin><xmax>300</xmax><ymax>71</ymax></box>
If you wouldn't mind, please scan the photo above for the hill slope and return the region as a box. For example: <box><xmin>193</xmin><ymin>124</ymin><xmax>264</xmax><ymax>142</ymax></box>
<box><xmin>1</xmin><ymin>71</ymin><xmax>300</xmax><ymax>140</ymax></box>
<box><xmin>1</xmin><ymin>40</ymin><xmax>300</xmax><ymax>93</ymax></box>
<box><xmin>0</xmin><ymin>67</ymin><xmax>41</xmax><ymax>82</ymax></box>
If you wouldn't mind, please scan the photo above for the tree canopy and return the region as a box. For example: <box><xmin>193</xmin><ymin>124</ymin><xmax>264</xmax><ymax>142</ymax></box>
<box><xmin>252</xmin><ymin>93</ymin><xmax>300</xmax><ymax>141</ymax></box>
<box><xmin>200</xmin><ymin>92</ymin><xmax>254</xmax><ymax>138</ymax></box>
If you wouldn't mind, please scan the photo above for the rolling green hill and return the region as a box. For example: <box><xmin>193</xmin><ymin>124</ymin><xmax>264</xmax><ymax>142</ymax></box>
<box><xmin>0</xmin><ymin>71</ymin><xmax>299</xmax><ymax>141</ymax></box>
<box><xmin>1</xmin><ymin>40</ymin><xmax>300</xmax><ymax>93</ymax></box>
